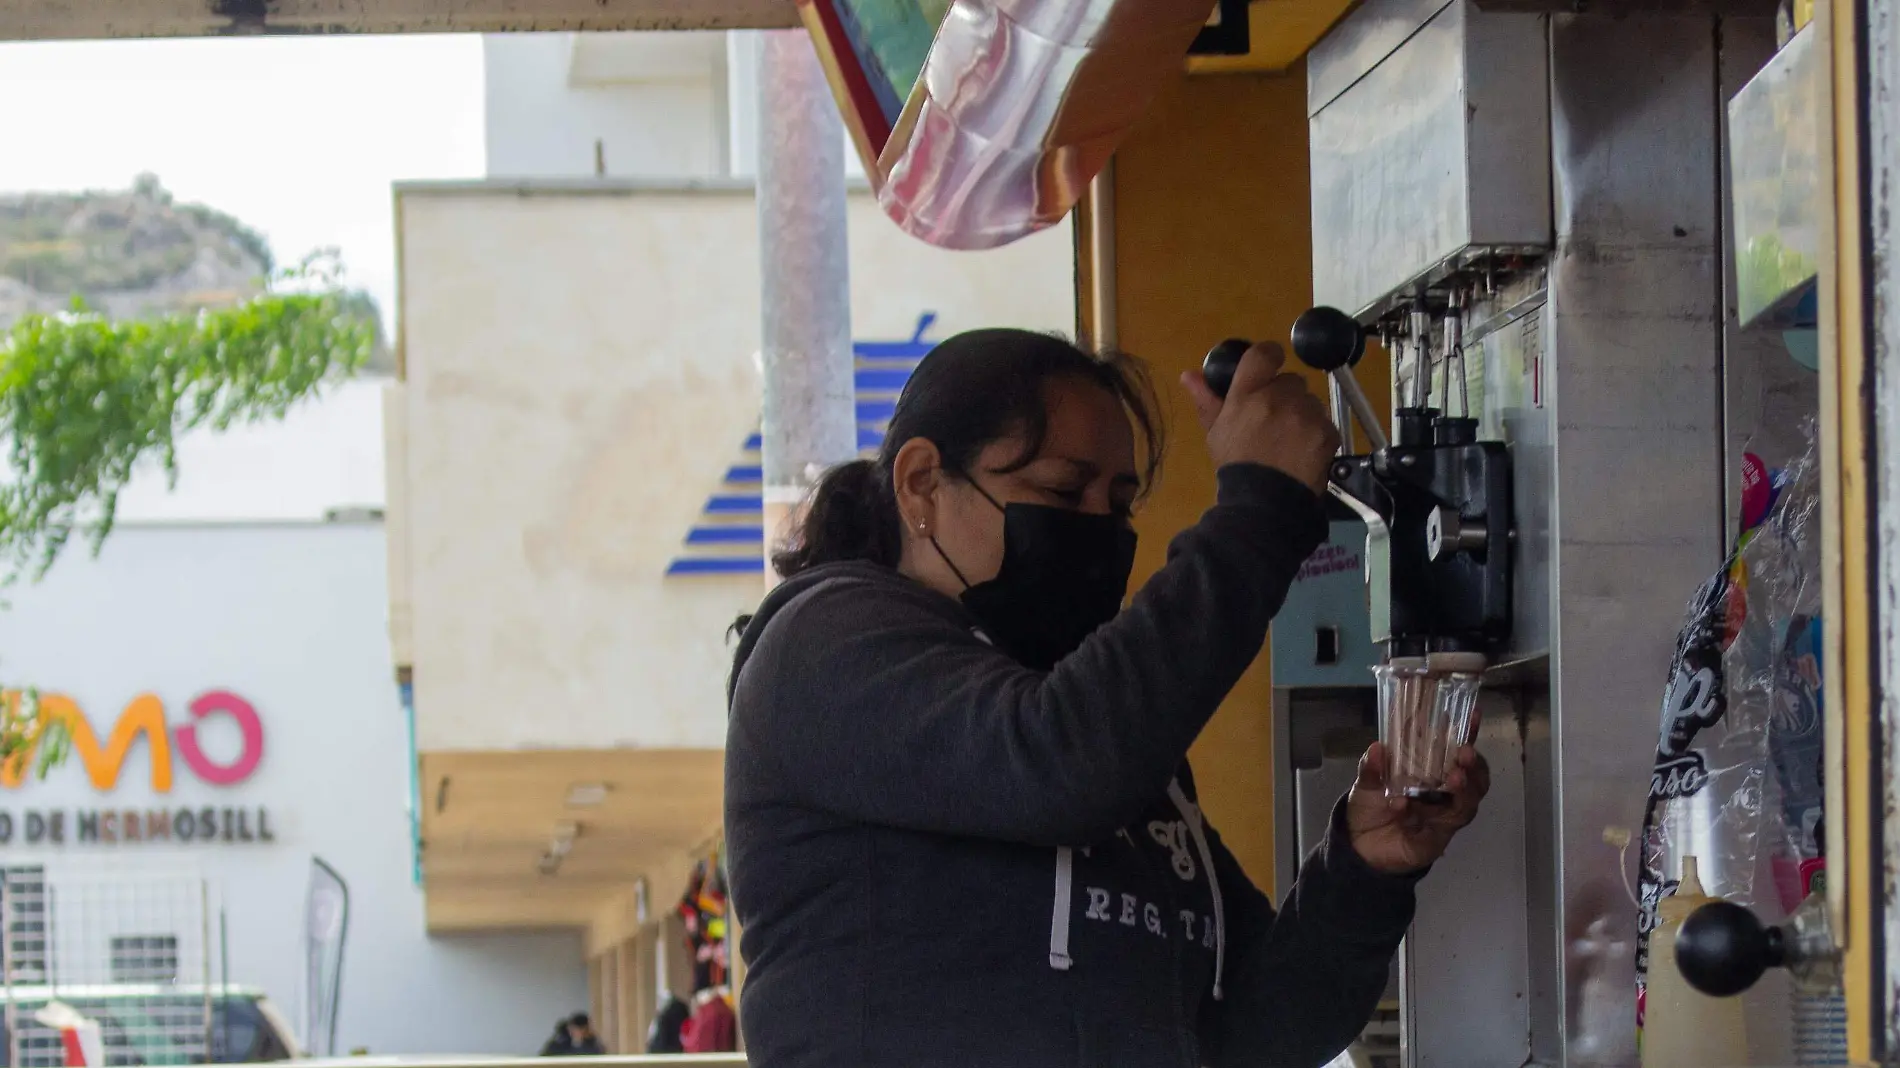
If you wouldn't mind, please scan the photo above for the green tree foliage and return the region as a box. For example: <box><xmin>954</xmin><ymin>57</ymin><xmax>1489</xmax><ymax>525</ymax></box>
<box><xmin>0</xmin><ymin>176</ymin><xmax>375</xmax><ymax>784</ymax></box>
<box><xmin>0</xmin><ymin>689</ymin><xmax>70</xmax><ymax>784</ymax></box>
<box><xmin>0</xmin><ymin>252</ymin><xmax>374</xmax><ymax>589</ymax></box>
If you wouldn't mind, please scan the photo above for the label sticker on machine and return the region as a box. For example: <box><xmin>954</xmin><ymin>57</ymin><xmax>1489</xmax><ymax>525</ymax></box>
<box><xmin>1295</xmin><ymin>543</ymin><xmax>1361</xmax><ymax>582</ymax></box>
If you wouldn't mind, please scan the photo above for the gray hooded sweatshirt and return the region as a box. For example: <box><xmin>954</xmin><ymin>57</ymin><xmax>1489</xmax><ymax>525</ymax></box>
<box><xmin>725</xmin><ymin>463</ymin><xmax>1420</xmax><ymax>1068</ymax></box>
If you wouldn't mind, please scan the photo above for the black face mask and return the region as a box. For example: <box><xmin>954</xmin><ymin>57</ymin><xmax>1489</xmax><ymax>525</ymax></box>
<box><xmin>934</xmin><ymin>483</ymin><xmax>1138</xmax><ymax>671</ymax></box>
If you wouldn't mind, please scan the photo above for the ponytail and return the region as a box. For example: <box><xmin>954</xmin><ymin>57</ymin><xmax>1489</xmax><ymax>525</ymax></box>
<box><xmin>726</xmin><ymin>458</ymin><xmax>901</xmax><ymax>643</ymax></box>
<box><xmin>771</xmin><ymin>458</ymin><xmax>903</xmax><ymax>578</ymax></box>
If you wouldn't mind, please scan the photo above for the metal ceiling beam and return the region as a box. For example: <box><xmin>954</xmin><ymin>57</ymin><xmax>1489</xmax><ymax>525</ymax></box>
<box><xmin>0</xmin><ymin>0</ymin><xmax>796</xmax><ymax>41</ymax></box>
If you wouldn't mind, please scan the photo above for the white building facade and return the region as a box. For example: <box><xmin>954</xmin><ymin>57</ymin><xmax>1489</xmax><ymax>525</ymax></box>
<box><xmin>481</xmin><ymin>30</ymin><xmax>866</xmax><ymax>183</ymax></box>
<box><xmin>0</xmin><ymin>380</ymin><xmax>588</xmax><ymax>1057</ymax></box>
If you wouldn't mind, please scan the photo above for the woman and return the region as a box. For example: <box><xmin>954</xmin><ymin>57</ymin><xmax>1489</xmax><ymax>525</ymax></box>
<box><xmin>725</xmin><ymin>329</ymin><xmax>1488</xmax><ymax>1068</ymax></box>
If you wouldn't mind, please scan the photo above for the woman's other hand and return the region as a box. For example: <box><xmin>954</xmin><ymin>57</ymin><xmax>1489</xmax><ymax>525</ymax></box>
<box><xmin>1344</xmin><ymin>742</ymin><xmax>1489</xmax><ymax>875</ymax></box>
<box><xmin>1179</xmin><ymin>341</ymin><xmax>1341</xmax><ymax>496</ymax></box>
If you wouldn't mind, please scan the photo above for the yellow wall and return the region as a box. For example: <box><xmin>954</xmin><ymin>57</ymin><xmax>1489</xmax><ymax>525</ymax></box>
<box><xmin>1186</xmin><ymin>0</ymin><xmax>1357</xmax><ymax>75</ymax></box>
<box><xmin>1081</xmin><ymin>70</ymin><xmax>1392</xmax><ymax>893</ymax></box>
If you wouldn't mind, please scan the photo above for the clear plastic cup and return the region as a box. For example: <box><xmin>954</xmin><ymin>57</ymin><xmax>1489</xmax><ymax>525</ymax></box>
<box><xmin>1373</xmin><ymin>653</ymin><xmax>1486</xmax><ymax>803</ymax></box>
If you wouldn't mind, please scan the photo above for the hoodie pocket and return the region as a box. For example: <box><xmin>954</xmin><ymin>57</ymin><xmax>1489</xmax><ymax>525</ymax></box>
<box><xmin>1074</xmin><ymin>1017</ymin><xmax>1190</xmax><ymax>1068</ymax></box>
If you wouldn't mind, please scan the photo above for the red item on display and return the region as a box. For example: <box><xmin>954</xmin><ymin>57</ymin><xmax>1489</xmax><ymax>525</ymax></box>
<box><xmin>679</xmin><ymin>991</ymin><xmax>737</xmax><ymax>1054</ymax></box>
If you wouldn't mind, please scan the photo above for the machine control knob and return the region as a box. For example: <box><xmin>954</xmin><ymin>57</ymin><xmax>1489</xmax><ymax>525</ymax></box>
<box><xmin>1201</xmin><ymin>338</ymin><xmax>1250</xmax><ymax>400</ymax></box>
<box><xmin>1426</xmin><ymin>506</ymin><xmax>1488</xmax><ymax>562</ymax></box>
<box><xmin>1675</xmin><ymin>901</ymin><xmax>1785</xmax><ymax>998</ymax></box>
<box><xmin>1291</xmin><ymin>306</ymin><xmax>1366</xmax><ymax>374</ymax></box>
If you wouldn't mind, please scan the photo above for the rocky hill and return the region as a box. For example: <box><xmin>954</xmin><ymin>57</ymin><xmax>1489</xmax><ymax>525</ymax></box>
<box><xmin>0</xmin><ymin>174</ymin><xmax>389</xmax><ymax>371</ymax></box>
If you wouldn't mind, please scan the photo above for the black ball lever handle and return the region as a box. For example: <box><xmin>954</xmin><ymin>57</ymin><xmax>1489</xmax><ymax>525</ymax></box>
<box><xmin>1200</xmin><ymin>307</ymin><xmax>1366</xmax><ymax>401</ymax></box>
<box><xmin>1675</xmin><ymin>900</ymin><xmax>1788</xmax><ymax>998</ymax></box>
<box><xmin>1201</xmin><ymin>339</ymin><xmax>1249</xmax><ymax>401</ymax></box>
<box><xmin>1291</xmin><ymin>306</ymin><xmax>1366</xmax><ymax>374</ymax></box>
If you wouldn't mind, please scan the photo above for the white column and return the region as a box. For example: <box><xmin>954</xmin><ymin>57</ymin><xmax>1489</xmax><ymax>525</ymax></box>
<box><xmin>755</xmin><ymin>29</ymin><xmax>856</xmax><ymax>587</ymax></box>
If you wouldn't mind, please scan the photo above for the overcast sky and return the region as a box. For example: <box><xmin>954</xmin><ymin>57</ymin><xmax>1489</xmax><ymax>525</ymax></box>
<box><xmin>0</xmin><ymin>35</ymin><xmax>487</xmax><ymax>331</ymax></box>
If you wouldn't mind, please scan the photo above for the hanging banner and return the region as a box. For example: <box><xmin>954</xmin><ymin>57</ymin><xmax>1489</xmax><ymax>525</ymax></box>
<box><xmin>303</xmin><ymin>857</ymin><xmax>349</xmax><ymax>1057</ymax></box>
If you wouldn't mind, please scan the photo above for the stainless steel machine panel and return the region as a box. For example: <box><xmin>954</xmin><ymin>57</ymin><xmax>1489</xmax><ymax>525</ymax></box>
<box><xmin>1402</xmin><ymin>698</ymin><xmax>1533</xmax><ymax>1067</ymax></box>
<box><xmin>1295</xmin><ymin>757</ymin><xmax>1361</xmax><ymax>862</ymax></box>
<box><xmin>1308</xmin><ymin>0</ymin><xmax>1551</xmax><ymax>317</ymax></box>
<box><xmin>1539</xmin><ymin>14</ymin><xmax>1731</xmax><ymax>1064</ymax></box>
<box><xmin>1307</xmin><ymin>0</ymin><xmax>1456</xmax><ymax>115</ymax></box>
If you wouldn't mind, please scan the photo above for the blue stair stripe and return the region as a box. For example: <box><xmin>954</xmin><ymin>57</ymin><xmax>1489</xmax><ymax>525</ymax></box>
<box><xmin>854</xmin><ymin>341</ymin><xmax>934</xmax><ymax>360</ymax></box>
<box><xmin>671</xmin><ymin>313</ymin><xmax>940</xmax><ymax>578</ymax></box>
<box><xmin>687</xmin><ymin>526</ymin><xmax>765</xmax><ymax>545</ymax></box>
<box><xmin>855</xmin><ymin>368</ymin><xmax>914</xmax><ymax>391</ymax></box>
<box><xmin>667</xmin><ymin>558</ymin><xmax>766</xmax><ymax>576</ymax></box>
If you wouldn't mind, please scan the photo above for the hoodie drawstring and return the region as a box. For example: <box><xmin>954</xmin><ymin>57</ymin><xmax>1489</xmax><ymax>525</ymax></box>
<box><xmin>1049</xmin><ymin>847</ymin><xmax>1075</xmax><ymax>970</ymax></box>
<box><xmin>1047</xmin><ymin>784</ymin><xmax>1227</xmax><ymax>1001</ymax></box>
<box><xmin>1168</xmin><ymin>780</ymin><xmax>1226</xmax><ymax>1000</ymax></box>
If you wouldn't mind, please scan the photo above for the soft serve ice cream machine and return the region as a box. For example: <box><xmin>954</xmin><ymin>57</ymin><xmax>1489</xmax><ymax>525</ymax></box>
<box><xmin>1207</xmin><ymin>306</ymin><xmax>1510</xmax><ymax>805</ymax></box>
<box><xmin>1236</xmin><ymin>0</ymin><xmax>1836</xmax><ymax>1064</ymax></box>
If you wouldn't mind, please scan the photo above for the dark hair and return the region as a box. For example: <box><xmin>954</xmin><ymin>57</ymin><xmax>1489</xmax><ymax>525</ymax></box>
<box><xmin>568</xmin><ymin>1014</ymin><xmax>591</xmax><ymax>1029</ymax></box>
<box><xmin>775</xmin><ymin>328</ymin><xmax>1162</xmax><ymax>578</ymax></box>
